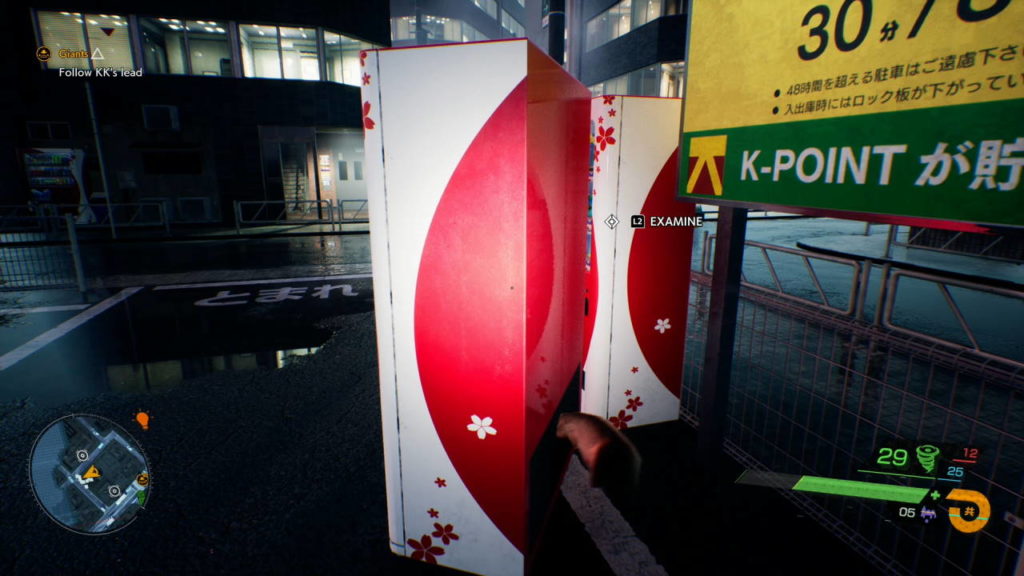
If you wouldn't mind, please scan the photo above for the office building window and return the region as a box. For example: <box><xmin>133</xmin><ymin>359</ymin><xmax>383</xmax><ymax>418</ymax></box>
<box><xmin>240</xmin><ymin>24</ymin><xmax>282</xmax><ymax>79</ymax></box>
<box><xmin>588</xmin><ymin>61</ymin><xmax>684</xmax><ymax>98</ymax></box>
<box><xmin>37</xmin><ymin>12</ymin><xmax>89</xmax><ymax>70</ymax></box>
<box><xmin>325</xmin><ymin>31</ymin><xmax>370</xmax><ymax>85</ymax></box>
<box><xmin>419</xmin><ymin>15</ymin><xmax>487</xmax><ymax>44</ymax></box>
<box><xmin>280</xmin><ymin>27</ymin><xmax>320</xmax><ymax>80</ymax></box>
<box><xmin>474</xmin><ymin>0</ymin><xmax>499</xmax><ymax>19</ymax></box>
<box><xmin>501</xmin><ymin>10</ymin><xmax>525</xmax><ymax>38</ymax></box>
<box><xmin>140</xmin><ymin>18</ymin><xmax>187</xmax><ymax>74</ymax></box>
<box><xmin>85</xmin><ymin>14</ymin><xmax>132</xmax><ymax>68</ymax></box>
<box><xmin>185</xmin><ymin>21</ymin><xmax>231</xmax><ymax>76</ymax></box>
<box><xmin>390</xmin><ymin>16</ymin><xmax>417</xmax><ymax>45</ymax></box>
<box><xmin>586</xmin><ymin>0</ymin><xmax>662</xmax><ymax>50</ymax></box>
<box><xmin>586</xmin><ymin>2</ymin><xmax>631</xmax><ymax>50</ymax></box>
<box><xmin>632</xmin><ymin>0</ymin><xmax>662</xmax><ymax>29</ymax></box>
<box><xmin>37</xmin><ymin>11</ymin><xmax>132</xmax><ymax>70</ymax></box>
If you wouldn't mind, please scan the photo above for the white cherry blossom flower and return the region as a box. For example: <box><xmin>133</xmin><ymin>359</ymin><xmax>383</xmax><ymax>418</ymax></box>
<box><xmin>467</xmin><ymin>415</ymin><xmax>497</xmax><ymax>440</ymax></box>
<box><xmin>654</xmin><ymin>318</ymin><xmax>672</xmax><ymax>334</ymax></box>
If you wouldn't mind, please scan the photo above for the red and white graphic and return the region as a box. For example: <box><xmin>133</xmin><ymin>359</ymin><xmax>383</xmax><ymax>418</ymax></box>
<box><xmin>362</xmin><ymin>40</ymin><xmax>589</xmax><ymax>576</ymax></box>
<box><xmin>583</xmin><ymin>96</ymin><xmax>695</xmax><ymax>427</ymax></box>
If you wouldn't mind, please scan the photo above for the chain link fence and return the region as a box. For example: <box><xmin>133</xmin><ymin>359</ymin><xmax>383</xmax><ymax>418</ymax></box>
<box><xmin>684</xmin><ymin>237</ymin><xmax>1024</xmax><ymax>576</ymax></box>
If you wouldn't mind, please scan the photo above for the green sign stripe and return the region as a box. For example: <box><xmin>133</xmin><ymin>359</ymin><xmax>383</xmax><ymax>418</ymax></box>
<box><xmin>791</xmin><ymin>476</ymin><xmax>929</xmax><ymax>504</ymax></box>
<box><xmin>681</xmin><ymin>99</ymin><xmax>1024</xmax><ymax>226</ymax></box>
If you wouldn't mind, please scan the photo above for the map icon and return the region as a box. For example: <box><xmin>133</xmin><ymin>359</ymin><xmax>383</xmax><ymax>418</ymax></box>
<box><xmin>29</xmin><ymin>414</ymin><xmax>151</xmax><ymax>534</ymax></box>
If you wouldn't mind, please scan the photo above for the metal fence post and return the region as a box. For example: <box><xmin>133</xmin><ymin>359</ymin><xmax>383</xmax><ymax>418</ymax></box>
<box><xmin>234</xmin><ymin>201</ymin><xmax>241</xmax><ymax>235</ymax></box>
<box><xmin>65</xmin><ymin>214</ymin><xmax>87</xmax><ymax>294</ymax></box>
<box><xmin>159</xmin><ymin>202</ymin><xmax>171</xmax><ymax>236</ymax></box>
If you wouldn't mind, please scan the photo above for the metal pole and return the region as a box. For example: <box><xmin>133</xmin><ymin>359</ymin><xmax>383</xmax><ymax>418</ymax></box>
<box><xmin>160</xmin><ymin>202</ymin><xmax>170</xmax><ymax>236</ymax></box>
<box><xmin>546</xmin><ymin>0</ymin><xmax>566</xmax><ymax>65</ymax></box>
<box><xmin>235</xmin><ymin>201</ymin><xmax>242</xmax><ymax>235</ymax></box>
<box><xmin>697</xmin><ymin>206</ymin><xmax>748</xmax><ymax>470</ymax></box>
<box><xmin>884</xmin><ymin>224</ymin><xmax>896</xmax><ymax>259</ymax></box>
<box><xmin>85</xmin><ymin>81</ymin><xmax>117</xmax><ymax>239</ymax></box>
<box><xmin>65</xmin><ymin>214</ymin><xmax>87</xmax><ymax>294</ymax></box>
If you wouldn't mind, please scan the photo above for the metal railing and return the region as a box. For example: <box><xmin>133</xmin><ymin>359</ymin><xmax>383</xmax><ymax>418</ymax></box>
<box><xmin>0</xmin><ymin>214</ymin><xmax>86</xmax><ymax>292</ymax></box>
<box><xmin>684</xmin><ymin>233</ymin><xmax>1024</xmax><ymax>576</ymax></box>
<box><xmin>48</xmin><ymin>203</ymin><xmax>170</xmax><ymax>237</ymax></box>
<box><xmin>881</xmin><ymin>268</ymin><xmax>1024</xmax><ymax>365</ymax></box>
<box><xmin>889</xmin><ymin>225</ymin><xmax>1022</xmax><ymax>262</ymax></box>
<box><xmin>0</xmin><ymin>205</ymin><xmax>49</xmax><ymax>233</ymax></box>
<box><xmin>234</xmin><ymin>200</ymin><xmax>336</xmax><ymax>233</ymax></box>
<box><xmin>337</xmin><ymin>199</ymin><xmax>369</xmax><ymax>223</ymax></box>
<box><xmin>703</xmin><ymin>232</ymin><xmax>865</xmax><ymax>317</ymax></box>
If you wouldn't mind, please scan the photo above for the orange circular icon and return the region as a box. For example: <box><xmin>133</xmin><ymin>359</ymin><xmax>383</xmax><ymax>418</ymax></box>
<box><xmin>36</xmin><ymin>46</ymin><xmax>51</xmax><ymax>63</ymax></box>
<box><xmin>136</xmin><ymin>473</ymin><xmax>150</xmax><ymax>487</ymax></box>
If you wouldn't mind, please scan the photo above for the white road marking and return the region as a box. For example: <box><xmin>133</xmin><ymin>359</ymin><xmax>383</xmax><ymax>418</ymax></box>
<box><xmin>152</xmin><ymin>274</ymin><xmax>373</xmax><ymax>291</ymax></box>
<box><xmin>562</xmin><ymin>456</ymin><xmax>669</xmax><ymax>576</ymax></box>
<box><xmin>0</xmin><ymin>288</ymin><xmax>142</xmax><ymax>371</ymax></box>
<box><xmin>0</xmin><ymin>304</ymin><xmax>91</xmax><ymax>315</ymax></box>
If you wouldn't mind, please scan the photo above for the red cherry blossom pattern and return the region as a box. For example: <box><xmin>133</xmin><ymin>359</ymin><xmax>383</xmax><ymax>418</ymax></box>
<box><xmin>362</xmin><ymin>72</ymin><xmax>371</xmax><ymax>85</ymax></box>
<box><xmin>631</xmin><ymin>366</ymin><xmax>639</xmax><ymax>373</ymax></box>
<box><xmin>603</xmin><ymin>95</ymin><xmax>616</xmax><ymax>105</ymax></box>
<box><xmin>598</xmin><ymin>116</ymin><xmax>604</xmax><ymax>124</ymax></box>
<box><xmin>608</xmin><ymin>409</ymin><xmax>633</xmax><ymax>430</ymax></box>
<box><xmin>362</xmin><ymin>101</ymin><xmax>376</xmax><ymax>130</ymax></box>
<box><xmin>407</xmin><ymin>535</ymin><xmax>445</xmax><ymax>564</ymax></box>
<box><xmin>428</xmin><ymin>508</ymin><xmax>439</xmax><ymax>518</ymax></box>
<box><xmin>608</xmin><ymin>108</ymin><xmax>617</xmax><ymax>117</ymax></box>
<box><xmin>432</xmin><ymin>523</ymin><xmax>460</xmax><ymax>546</ymax></box>
<box><xmin>625</xmin><ymin>389</ymin><xmax>632</xmax><ymax>396</ymax></box>
<box><xmin>434</xmin><ymin>477</ymin><xmax>447</xmax><ymax>488</ymax></box>
<box><xmin>627</xmin><ymin>396</ymin><xmax>644</xmax><ymax>412</ymax></box>
<box><xmin>595</xmin><ymin>126</ymin><xmax>616</xmax><ymax>151</ymax></box>
<box><xmin>536</xmin><ymin>384</ymin><xmax>548</xmax><ymax>398</ymax></box>
<box><xmin>359</xmin><ymin>50</ymin><xmax>368</xmax><ymax>67</ymax></box>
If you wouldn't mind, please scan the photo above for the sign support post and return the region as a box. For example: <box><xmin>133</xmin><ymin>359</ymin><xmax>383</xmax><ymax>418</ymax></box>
<box><xmin>697</xmin><ymin>207</ymin><xmax>747</xmax><ymax>471</ymax></box>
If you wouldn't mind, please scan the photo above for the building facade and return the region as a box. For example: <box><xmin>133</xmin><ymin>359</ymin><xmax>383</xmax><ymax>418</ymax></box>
<box><xmin>565</xmin><ymin>0</ymin><xmax>687</xmax><ymax>97</ymax></box>
<box><xmin>1</xmin><ymin>1</ymin><xmax>389</xmax><ymax>225</ymax></box>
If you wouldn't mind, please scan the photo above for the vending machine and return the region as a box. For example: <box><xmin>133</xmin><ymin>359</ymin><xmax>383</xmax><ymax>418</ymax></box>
<box><xmin>582</xmin><ymin>96</ymin><xmax>696</xmax><ymax>428</ymax></box>
<box><xmin>361</xmin><ymin>39</ymin><xmax>590</xmax><ymax>575</ymax></box>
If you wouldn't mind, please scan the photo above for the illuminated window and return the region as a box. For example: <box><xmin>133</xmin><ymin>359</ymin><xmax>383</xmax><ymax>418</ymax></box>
<box><xmin>280</xmin><ymin>27</ymin><xmax>320</xmax><ymax>80</ymax></box>
<box><xmin>240</xmin><ymin>24</ymin><xmax>281</xmax><ymax>79</ymax></box>
<box><xmin>631</xmin><ymin>0</ymin><xmax>662</xmax><ymax>29</ymax></box>
<box><xmin>589</xmin><ymin>61</ymin><xmax>684</xmax><ymax>98</ymax></box>
<box><xmin>500</xmin><ymin>10</ymin><xmax>525</xmax><ymax>38</ymax></box>
<box><xmin>36</xmin><ymin>11</ymin><xmax>131</xmax><ymax>70</ymax></box>
<box><xmin>586</xmin><ymin>0</ymin><xmax>663</xmax><ymax>50</ymax></box>
<box><xmin>420</xmin><ymin>15</ymin><xmax>487</xmax><ymax>45</ymax></box>
<box><xmin>325</xmin><ymin>31</ymin><xmax>370</xmax><ymax>85</ymax></box>
<box><xmin>37</xmin><ymin>12</ymin><xmax>89</xmax><ymax>70</ymax></box>
<box><xmin>140</xmin><ymin>18</ymin><xmax>187</xmax><ymax>74</ymax></box>
<box><xmin>185</xmin><ymin>20</ymin><xmax>231</xmax><ymax>76</ymax></box>
<box><xmin>473</xmin><ymin>0</ymin><xmax>499</xmax><ymax>19</ymax></box>
<box><xmin>85</xmin><ymin>14</ymin><xmax>132</xmax><ymax>68</ymax></box>
<box><xmin>390</xmin><ymin>16</ymin><xmax>417</xmax><ymax>45</ymax></box>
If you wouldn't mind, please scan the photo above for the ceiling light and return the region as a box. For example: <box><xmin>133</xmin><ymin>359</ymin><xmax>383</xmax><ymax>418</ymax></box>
<box><xmin>205</xmin><ymin>26</ymin><xmax>215</xmax><ymax>32</ymax></box>
<box><xmin>216</xmin><ymin>27</ymin><xmax>225</xmax><ymax>33</ymax></box>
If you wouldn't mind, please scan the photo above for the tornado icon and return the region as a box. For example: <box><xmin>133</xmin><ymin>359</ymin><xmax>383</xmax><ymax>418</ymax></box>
<box><xmin>916</xmin><ymin>444</ymin><xmax>941</xmax><ymax>474</ymax></box>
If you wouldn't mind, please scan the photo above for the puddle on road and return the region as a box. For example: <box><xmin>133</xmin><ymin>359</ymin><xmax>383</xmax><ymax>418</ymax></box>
<box><xmin>1</xmin><ymin>277</ymin><xmax>373</xmax><ymax>408</ymax></box>
<box><xmin>104</xmin><ymin>347</ymin><xmax>321</xmax><ymax>394</ymax></box>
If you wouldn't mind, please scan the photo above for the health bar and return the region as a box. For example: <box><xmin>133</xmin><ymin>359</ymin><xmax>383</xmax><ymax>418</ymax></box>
<box><xmin>736</xmin><ymin>471</ymin><xmax>930</xmax><ymax>504</ymax></box>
